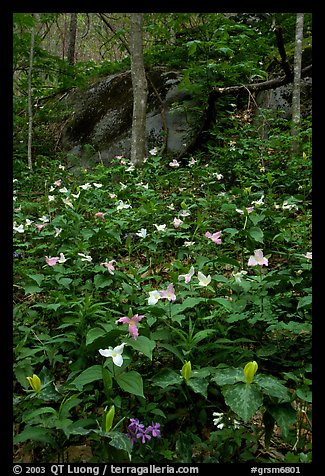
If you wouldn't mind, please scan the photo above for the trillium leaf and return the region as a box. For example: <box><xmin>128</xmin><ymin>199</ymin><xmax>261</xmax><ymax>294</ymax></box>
<box><xmin>115</xmin><ymin>371</ymin><xmax>144</xmax><ymax>398</ymax></box>
<box><xmin>187</xmin><ymin>377</ymin><xmax>208</xmax><ymax>398</ymax></box>
<box><xmin>71</xmin><ymin>365</ymin><xmax>103</xmax><ymax>391</ymax></box>
<box><xmin>151</xmin><ymin>368</ymin><xmax>182</xmax><ymax>388</ymax></box>
<box><xmin>222</xmin><ymin>382</ymin><xmax>264</xmax><ymax>422</ymax></box>
<box><xmin>254</xmin><ymin>375</ymin><xmax>290</xmax><ymax>402</ymax></box>
<box><xmin>212</xmin><ymin>367</ymin><xmax>245</xmax><ymax>386</ymax></box>
<box><xmin>248</xmin><ymin>226</ymin><xmax>264</xmax><ymax>243</ymax></box>
<box><xmin>126</xmin><ymin>336</ymin><xmax>156</xmax><ymax>360</ymax></box>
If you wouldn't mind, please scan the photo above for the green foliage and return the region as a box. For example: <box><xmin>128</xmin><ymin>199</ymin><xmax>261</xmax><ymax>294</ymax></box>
<box><xmin>13</xmin><ymin>11</ymin><xmax>311</xmax><ymax>465</ymax></box>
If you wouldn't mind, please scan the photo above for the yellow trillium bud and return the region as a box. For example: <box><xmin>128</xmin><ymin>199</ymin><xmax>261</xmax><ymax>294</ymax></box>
<box><xmin>105</xmin><ymin>405</ymin><xmax>115</xmax><ymax>433</ymax></box>
<box><xmin>181</xmin><ymin>361</ymin><xmax>192</xmax><ymax>381</ymax></box>
<box><xmin>243</xmin><ymin>361</ymin><xmax>258</xmax><ymax>384</ymax></box>
<box><xmin>26</xmin><ymin>374</ymin><xmax>42</xmax><ymax>392</ymax></box>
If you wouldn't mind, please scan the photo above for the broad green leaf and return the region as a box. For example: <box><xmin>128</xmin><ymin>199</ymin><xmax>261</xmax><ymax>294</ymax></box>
<box><xmin>211</xmin><ymin>297</ymin><xmax>233</xmax><ymax>311</ymax></box>
<box><xmin>26</xmin><ymin>274</ymin><xmax>45</xmax><ymax>286</ymax></box>
<box><xmin>108</xmin><ymin>431</ymin><xmax>133</xmax><ymax>453</ymax></box>
<box><xmin>222</xmin><ymin>383</ymin><xmax>264</xmax><ymax>422</ymax></box>
<box><xmin>126</xmin><ymin>336</ymin><xmax>156</xmax><ymax>360</ymax></box>
<box><xmin>212</xmin><ymin>367</ymin><xmax>245</xmax><ymax>386</ymax></box>
<box><xmin>115</xmin><ymin>371</ymin><xmax>144</xmax><ymax>398</ymax></box>
<box><xmin>295</xmin><ymin>387</ymin><xmax>312</xmax><ymax>403</ymax></box>
<box><xmin>24</xmin><ymin>285</ymin><xmax>43</xmax><ymax>295</ymax></box>
<box><xmin>23</xmin><ymin>406</ymin><xmax>57</xmax><ymax>422</ymax></box>
<box><xmin>13</xmin><ymin>426</ymin><xmax>58</xmax><ymax>447</ymax></box>
<box><xmin>268</xmin><ymin>404</ymin><xmax>297</xmax><ymax>439</ymax></box>
<box><xmin>248</xmin><ymin>226</ymin><xmax>264</xmax><ymax>243</ymax></box>
<box><xmin>171</xmin><ymin>297</ymin><xmax>204</xmax><ymax>317</ymax></box>
<box><xmin>297</xmin><ymin>295</ymin><xmax>312</xmax><ymax>309</ymax></box>
<box><xmin>86</xmin><ymin>327</ymin><xmax>106</xmax><ymax>346</ymax></box>
<box><xmin>71</xmin><ymin>365</ymin><xmax>103</xmax><ymax>391</ymax></box>
<box><xmin>59</xmin><ymin>395</ymin><xmax>82</xmax><ymax>419</ymax></box>
<box><xmin>94</xmin><ymin>274</ymin><xmax>113</xmax><ymax>289</ymax></box>
<box><xmin>56</xmin><ymin>277</ymin><xmax>73</xmax><ymax>289</ymax></box>
<box><xmin>191</xmin><ymin>329</ymin><xmax>216</xmax><ymax>346</ymax></box>
<box><xmin>187</xmin><ymin>378</ymin><xmax>208</xmax><ymax>398</ymax></box>
<box><xmin>151</xmin><ymin>368</ymin><xmax>182</xmax><ymax>388</ymax></box>
<box><xmin>255</xmin><ymin>375</ymin><xmax>290</xmax><ymax>402</ymax></box>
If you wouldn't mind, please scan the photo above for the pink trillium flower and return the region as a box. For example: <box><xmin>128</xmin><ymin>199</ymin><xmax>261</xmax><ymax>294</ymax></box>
<box><xmin>178</xmin><ymin>266</ymin><xmax>195</xmax><ymax>283</ymax></box>
<box><xmin>54</xmin><ymin>179</ymin><xmax>62</xmax><ymax>187</ymax></box>
<box><xmin>173</xmin><ymin>218</ymin><xmax>183</xmax><ymax>228</ymax></box>
<box><xmin>248</xmin><ymin>249</ymin><xmax>268</xmax><ymax>267</ymax></box>
<box><xmin>304</xmin><ymin>252</ymin><xmax>312</xmax><ymax>260</ymax></box>
<box><xmin>116</xmin><ymin>314</ymin><xmax>144</xmax><ymax>339</ymax></box>
<box><xmin>205</xmin><ymin>231</ymin><xmax>222</xmax><ymax>244</ymax></box>
<box><xmin>100</xmin><ymin>260</ymin><xmax>116</xmax><ymax>274</ymax></box>
<box><xmin>159</xmin><ymin>283</ymin><xmax>176</xmax><ymax>301</ymax></box>
<box><xmin>36</xmin><ymin>223</ymin><xmax>47</xmax><ymax>233</ymax></box>
<box><xmin>95</xmin><ymin>211</ymin><xmax>105</xmax><ymax>220</ymax></box>
<box><xmin>45</xmin><ymin>256</ymin><xmax>60</xmax><ymax>266</ymax></box>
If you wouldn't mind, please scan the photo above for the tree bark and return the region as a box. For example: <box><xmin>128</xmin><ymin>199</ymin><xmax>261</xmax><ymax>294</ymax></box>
<box><xmin>67</xmin><ymin>13</ymin><xmax>78</xmax><ymax>66</ymax></box>
<box><xmin>130</xmin><ymin>13</ymin><xmax>148</xmax><ymax>166</ymax></box>
<box><xmin>27</xmin><ymin>15</ymin><xmax>36</xmax><ymax>172</ymax></box>
<box><xmin>291</xmin><ymin>13</ymin><xmax>304</xmax><ymax>154</ymax></box>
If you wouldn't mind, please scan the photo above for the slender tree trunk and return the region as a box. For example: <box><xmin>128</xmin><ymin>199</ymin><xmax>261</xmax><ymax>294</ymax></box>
<box><xmin>67</xmin><ymin>13</ymin><xmax>78</xmax><ymax>66</ymax></box>
<box><xmin>291</xmin><ymin>13</ymin><xmax>304</xmax><ymax>154</ymax></box>
<box><xmin>27</xmin><ymin>15</ymin><xmax>36</xmax><ymax>172</ymax></box>
<box><xmin>130</xmin><ymin>13</ymin><xmax>148</xmax><ymax>166</ymax></box>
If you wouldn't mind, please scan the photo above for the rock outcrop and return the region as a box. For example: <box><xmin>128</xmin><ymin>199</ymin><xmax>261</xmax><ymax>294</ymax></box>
<box><xmin>61</xmin><ymin>67</ymin><xmax>203</xmax><ymax>168</ymax></box>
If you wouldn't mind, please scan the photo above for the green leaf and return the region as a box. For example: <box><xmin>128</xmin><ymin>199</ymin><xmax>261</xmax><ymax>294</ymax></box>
<box><xmin>190</xmin><ymin>329</ymin><xmax>216</xmax><ymax>347</ymax></box>
<box><xmin>222</xmin><ymin>382</ymin><xmax>264</xmax><ymax>422</ymax></box>
<box><xmin>171</xmin><ymin>297</ymin><xmax>204</xmax><ymax>317</ymax></box>
<box><xmin>255</xmin><ymin>375</ymin><xmax>290</xmax><ymax>402</ymax></box>
<box><xmin>151</xmin><ymin>368</ymin><xmax>182</xmax><ymax>388</ymax></box>
<box><xmin>26</xmin><ymin>273</ymin><xmax>45</xmax><ymax>286</ymax></box>
<box><xmin>115</xmin><ymin>371</ymin><xmax>144</xmax><ymax>398</ymax></box>
<box><xmin>56</xmin><ymin>277</ymin><xmax>73</xmax><ymax>289</ymax></box>
<box><xmin>71</xmin><ymin>365</ymin><xmax>103</xmax><ymax>391</ymax></box>
<box><xmin>297</xmin><ymin>295</ymin><xmax>312</xmax><ymax>309</ymax></box>
<box><xmin>211</xmin><ymin>297</ymin><xmax>233</xmax><ymax>312</ymax></box>
<box><xmin>94</xmin><ymin>274</ymin><xmax>113</xmax><ymax>289</ymax></box>
<box><xmin>212</xmin><ymin>367</ymin><xmax>245</xmax><ymax>386</ymax></box>
<box><xmin>295</xmin><ymin>387</ymin><xmax>312</xmax><ymax>403</ymax></box>
<box><xmin>13</xmin><ymin>426</ymin><xmax>58</xmax><ymax>447</ymax></box>
<box><xmin>108</xmin><ymin>431</ymin><xmax>133</xmax><ymax>453</ymax></box>
<box><xmin>23</xmin><ymin>406</ymin><xmax>57</xmax><ymax>422</ymax></box>
<box><xmin>248</xmin><ymin>226</ymin><xmax>264</xmax><ymax>243</ymax></box>
<box><xmin>86</xmin><ymin>327</ymin><xmax>106</xmax><ymax>346</ymax></box>
<box><xmin>126</xmin><ymin>336</ymin><xmax>156</xmax><ymax>360</ymax></box>
<box><xmin>187</xmin><ymin>377</ymin><xmax>208</xmax><ymax>398</ymax></box>
<box><xmin>59</xmin><ymin>395</ymin><xmax>82</xmax><ymax>419</ymax></box>
<box><xmin>24</xmin><ymin>285</ymin><xmax>43</xmax><ymax>295</ymax></box>
<box><xmin>268</xmin><ymin>404</ymin><xmax>297</xmax><ymax>439</ymax></box>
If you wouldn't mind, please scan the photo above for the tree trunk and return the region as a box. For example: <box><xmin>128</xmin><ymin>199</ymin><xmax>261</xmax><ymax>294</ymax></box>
<box><xmin>27</xmin><ymin>15</ymin><xmax>36</xmax><ymax>172</ymax></box>
<box><xmin>291</xmin><ymin>13</ymin><xmax>304</xmax><ymax>154</ymax></box>
<box><xmin>130</xmin><ymin>13</ymin><xmax>148</xmax><ymax>166</ymax></box>
<box><xmin>67</xmin><ymin>13</ymin><xmax>78</xmax><ymax>66</ymax></box>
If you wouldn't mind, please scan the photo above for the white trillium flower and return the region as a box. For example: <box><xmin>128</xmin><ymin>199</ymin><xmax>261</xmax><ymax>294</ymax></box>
<box><xmin>13</xmin><ymin>223</ymin><xmax>24</xmax><ymax>233</ymax></box>
<box><xmin>197</xmin><ymin>271</ymin><xmax>211</xmax><ymax>286</ymax></box>
<box><xmin>136</xmin><ymin>228</ymin><xmax>147</xmax><ymax>238</ymax></box>
<box><xmin>116</xmin><ymin>200</ymin><xmax>132</xmax><ymax>211</ymax></box>
<box><xmin>58</xmin><ymin>253</ymin><xmax>67</xmax><ymax>263</ymax></box>
<box><xmin>153</xmin><ymin>224</ymin><xmax>167</xmax><ymax>232</ymax></box>
<box><xmin>78</xmin><ymin>252</ymin><xmax>92</xmax><ymax>262</ymax></box>
<box><xmin>148</xmin><ymin>290</ymin><xmax>161</xmax><ymax>305</ymax></box>
<box><xmin>80</xmin><ymin>183</ymin><xmax>92</xmax><ymax>190</ymax></box>
<box><xmin>99</xmin><ymin>343</ymin><xmax>126</xmax><ymax>367</ymax></box>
